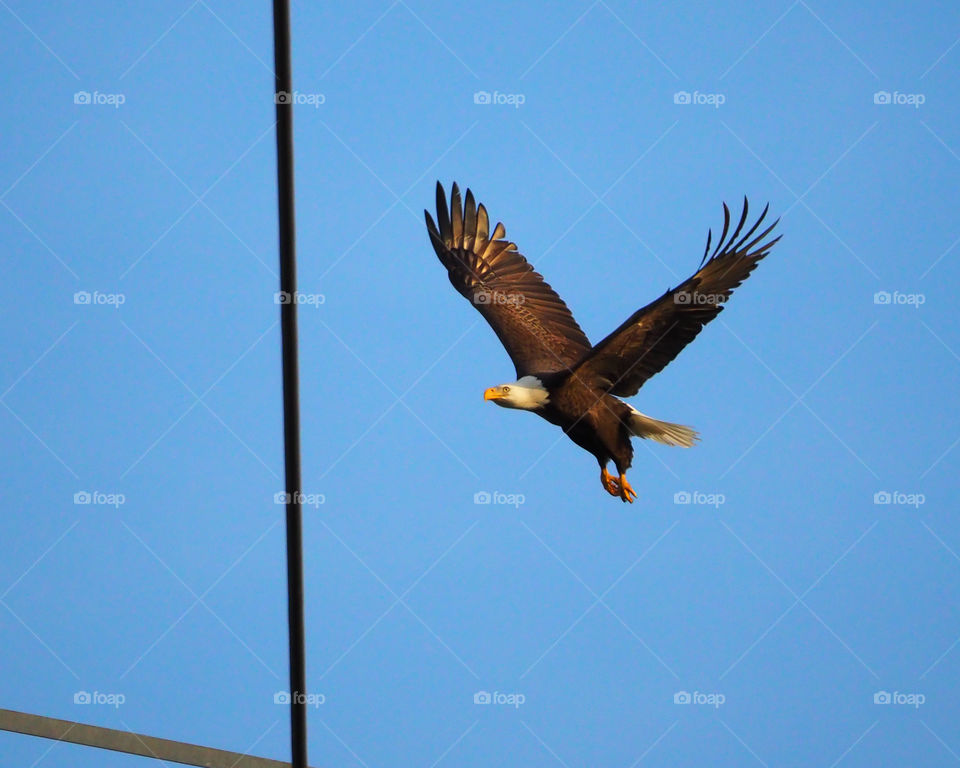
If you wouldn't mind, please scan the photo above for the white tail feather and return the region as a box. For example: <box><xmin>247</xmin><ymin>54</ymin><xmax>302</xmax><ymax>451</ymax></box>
<box><xmin>627</xmin><ymin>407</ymin><xmax>699</xmax><ymax>447</ymax></box>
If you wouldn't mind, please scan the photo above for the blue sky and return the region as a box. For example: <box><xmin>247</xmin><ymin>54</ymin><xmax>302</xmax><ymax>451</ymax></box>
<box><xmin>1</xmin><ymin>1</ymin><xmax>959</xmax><ymax>766</ymax></box>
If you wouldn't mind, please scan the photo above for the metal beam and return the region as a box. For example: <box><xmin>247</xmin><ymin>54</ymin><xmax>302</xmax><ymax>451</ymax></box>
<box><xmin>0</xmin><ymin>708</ymin><xmax>311</xmax><ymax>768</ymax></box>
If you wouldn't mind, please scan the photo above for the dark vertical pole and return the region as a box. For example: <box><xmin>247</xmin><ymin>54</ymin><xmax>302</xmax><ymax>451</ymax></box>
<box><xmin>271</xmin><ymin>2</ymin><xmax>308</xmax><ymax>768</ymax></box>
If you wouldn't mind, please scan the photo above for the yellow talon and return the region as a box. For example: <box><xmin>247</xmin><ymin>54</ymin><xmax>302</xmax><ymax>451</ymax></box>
<box><xmin>600</xmin><ymin>467</ymin><xmax>620</xmax><ymax>497</ymax></box>
<box><xmin>617</xmin><ymin>473</ymin><xmax>637</xmax><ymax>503</ymax></box>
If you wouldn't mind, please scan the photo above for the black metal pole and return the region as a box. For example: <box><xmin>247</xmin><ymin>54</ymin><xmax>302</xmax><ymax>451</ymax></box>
<box><xmin>271</xmin><ymin>2</ymin><xmax>307</xmax><ymax>768</ymax></box>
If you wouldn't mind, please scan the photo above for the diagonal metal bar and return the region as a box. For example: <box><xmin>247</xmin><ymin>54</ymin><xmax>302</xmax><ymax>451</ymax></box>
<box><xmin>0</xmin><ymin>708</ymin><xmax>312</xmax><ymax>768</ymax></box>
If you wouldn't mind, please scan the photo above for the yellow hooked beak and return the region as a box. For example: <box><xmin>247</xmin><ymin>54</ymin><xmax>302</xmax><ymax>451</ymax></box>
<box><xmin>484</xmin><ymin>386</ymin><xmax>504</xmax><ymax>401</ymax></box>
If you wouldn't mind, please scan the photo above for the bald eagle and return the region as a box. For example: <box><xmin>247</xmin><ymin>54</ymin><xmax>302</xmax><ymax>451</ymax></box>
<box><xmin>425</xmin><ymin>182</ymin><xmax>780</xmax><ymax>502</ymax></box>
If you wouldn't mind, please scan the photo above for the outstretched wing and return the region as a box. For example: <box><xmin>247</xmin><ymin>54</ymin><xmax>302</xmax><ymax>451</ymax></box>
<box><xmin>425</xmin><ymin>182</ymin><xmax>591</xmax><ymax>377</ymax></box>
<box><xmin>570</xmin><ymin>198</ymin><xmax>781</xmax><ymax>397</ymax></box>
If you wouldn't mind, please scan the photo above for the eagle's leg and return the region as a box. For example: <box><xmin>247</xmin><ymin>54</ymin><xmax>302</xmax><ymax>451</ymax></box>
<box><xmin>600</xmin><ymin>467</ymin><xmax>620</xmax><ymax>497</ymax></box>
<box><xmin>617</xmin><ymin>473</ymin><xmax>637</xmax><ymax>503</ymax></box>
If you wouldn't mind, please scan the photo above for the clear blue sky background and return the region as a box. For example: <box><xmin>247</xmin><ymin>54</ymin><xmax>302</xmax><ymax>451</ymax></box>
<box><xmin>1</xmin><ymin>2</ymin><xmax>959</xmax><ymax>766</ymax></box>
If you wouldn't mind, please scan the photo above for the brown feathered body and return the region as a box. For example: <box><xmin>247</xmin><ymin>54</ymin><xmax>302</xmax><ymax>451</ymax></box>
<box><xmin>533</xmin><ymin>371</ymin><xmax>636</xmax><ymax>476</ymax></box>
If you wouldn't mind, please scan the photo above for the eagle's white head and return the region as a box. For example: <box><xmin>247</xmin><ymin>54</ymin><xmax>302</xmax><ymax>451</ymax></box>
<box><xmin>483</xmin><ymin>375</ymin><xmax>550</xmax><ymax>410</ymax></box>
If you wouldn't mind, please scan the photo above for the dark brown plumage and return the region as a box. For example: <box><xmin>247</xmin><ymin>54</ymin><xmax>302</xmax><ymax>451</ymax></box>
<box><xmin>425</xmin><ymin>183</ymin><xmax>590</xmax><ymax>375</ymax></box>
<box><xmin>425</xmin><ymin>182</ymin><xmax>781</xmax><ymax>502</ymax></box>
<box><xmin>571</xmin><ymin>200</ymin><xmax>780</xmax><ymax>397</ymax></box>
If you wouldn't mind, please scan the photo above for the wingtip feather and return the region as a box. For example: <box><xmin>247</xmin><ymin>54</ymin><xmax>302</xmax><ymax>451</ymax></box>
<box><xmin>435</xmin><ymin>182</ymin><xmax>451</xmax><ymax>243</ymax></box>
<box><xmin>450</xmin><ymin>183</ymin><xmax>463</xmax><ymax>243</ymax></box>
<box><xmin>464</xmin><ymin>189</ymin><xmax>477</xmax><ymax>249</ymax></box>
<box><xmin>710</xmin><ymin>202</ymin><xmax>732</xmax><ymax>261</ymax></box>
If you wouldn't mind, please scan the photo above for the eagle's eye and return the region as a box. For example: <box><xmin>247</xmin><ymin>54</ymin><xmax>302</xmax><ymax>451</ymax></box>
<box><xmin>502</xmin><ymin>386</ymin><xmax>511</xmax><ymax>393</ymax></box>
